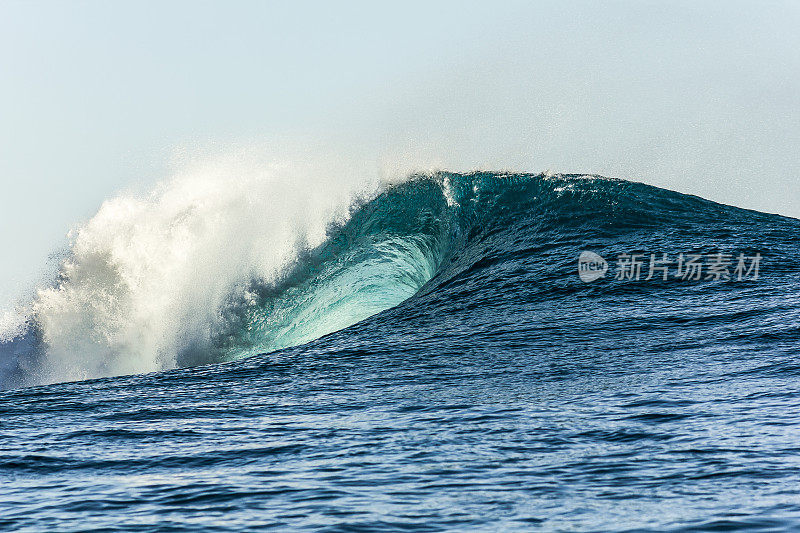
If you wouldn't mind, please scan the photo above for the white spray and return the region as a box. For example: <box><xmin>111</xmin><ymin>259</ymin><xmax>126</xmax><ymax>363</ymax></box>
<box><xmin>5</xmin><ymin>149</ymin><xmax>382</xmax><ymax>386</ymax></box>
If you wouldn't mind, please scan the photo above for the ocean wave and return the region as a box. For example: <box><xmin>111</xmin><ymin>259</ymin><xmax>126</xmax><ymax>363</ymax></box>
<box><xmin>1</xmin><ymin>168</ymin><xmax>796</xmax><ymax>389</ymax></box>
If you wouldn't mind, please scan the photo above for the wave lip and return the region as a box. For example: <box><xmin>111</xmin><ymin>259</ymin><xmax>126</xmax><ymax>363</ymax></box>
<box><xmin>0</xmin><ymin>158</ymin><xmax>370</xmax><ymax>387</ymax></box>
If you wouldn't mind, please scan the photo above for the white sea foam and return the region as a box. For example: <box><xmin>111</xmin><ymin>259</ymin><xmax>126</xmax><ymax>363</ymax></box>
<box><xmin>4</xmin><ymin>148</ymin><xmax>383</xmax><ymax>385</ymax></box>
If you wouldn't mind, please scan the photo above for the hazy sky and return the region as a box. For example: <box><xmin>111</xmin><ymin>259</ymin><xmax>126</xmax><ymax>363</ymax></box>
<box><xmin>1</xmin><ymin>0</ymin><xmax>799</xmax><ymax>307</ymax></box>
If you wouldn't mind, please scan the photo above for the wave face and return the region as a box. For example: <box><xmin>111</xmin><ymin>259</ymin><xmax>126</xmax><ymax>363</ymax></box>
<box><xmin>1</xmin><ymin>172</ymin><xmax>800</xmax><ymax>530</ymax></box>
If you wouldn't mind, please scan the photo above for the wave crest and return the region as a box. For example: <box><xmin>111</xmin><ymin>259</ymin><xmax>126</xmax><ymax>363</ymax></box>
<box><xmin>1</xmin><ymin>154</ymin><xmax>375</xmax><ymax>386</ymax></box>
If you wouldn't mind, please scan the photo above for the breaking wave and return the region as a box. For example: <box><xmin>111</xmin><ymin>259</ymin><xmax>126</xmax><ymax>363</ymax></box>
<box><xmin>1</xmin><ymin>163</ymin><xmax>793</xmax><ymax>389</ymax></box>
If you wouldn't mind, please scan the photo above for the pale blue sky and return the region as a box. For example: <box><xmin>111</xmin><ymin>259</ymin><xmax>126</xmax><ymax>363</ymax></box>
<box><xmin>1</xmin><ymin>0</ymin><xmax>799</xmax><ymax>306</ymax></box>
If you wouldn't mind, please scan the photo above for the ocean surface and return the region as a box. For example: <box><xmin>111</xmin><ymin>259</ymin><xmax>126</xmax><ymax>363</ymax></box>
<box><xmin>1</xmin><ymin>172</ymin><xmax>799</xmax><ymax>531</ymax></box>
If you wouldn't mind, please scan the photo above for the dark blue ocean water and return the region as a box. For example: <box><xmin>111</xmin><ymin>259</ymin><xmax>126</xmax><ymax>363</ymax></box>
<box><xmin>1</xmin><ymin>173</ymin><xmax>799</xmax><ymax>531</ymax></box>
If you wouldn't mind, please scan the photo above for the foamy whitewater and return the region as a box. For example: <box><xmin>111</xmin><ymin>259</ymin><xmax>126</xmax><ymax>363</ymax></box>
<box><xmin>1</xmin><ymin>154</ymin><xmax>383</xmax><ymax>385</ymax></box>
<box><xmin>1</xmin><ymin>162</ymin><xmax>799</xmax><ymax>531</ymax></box>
